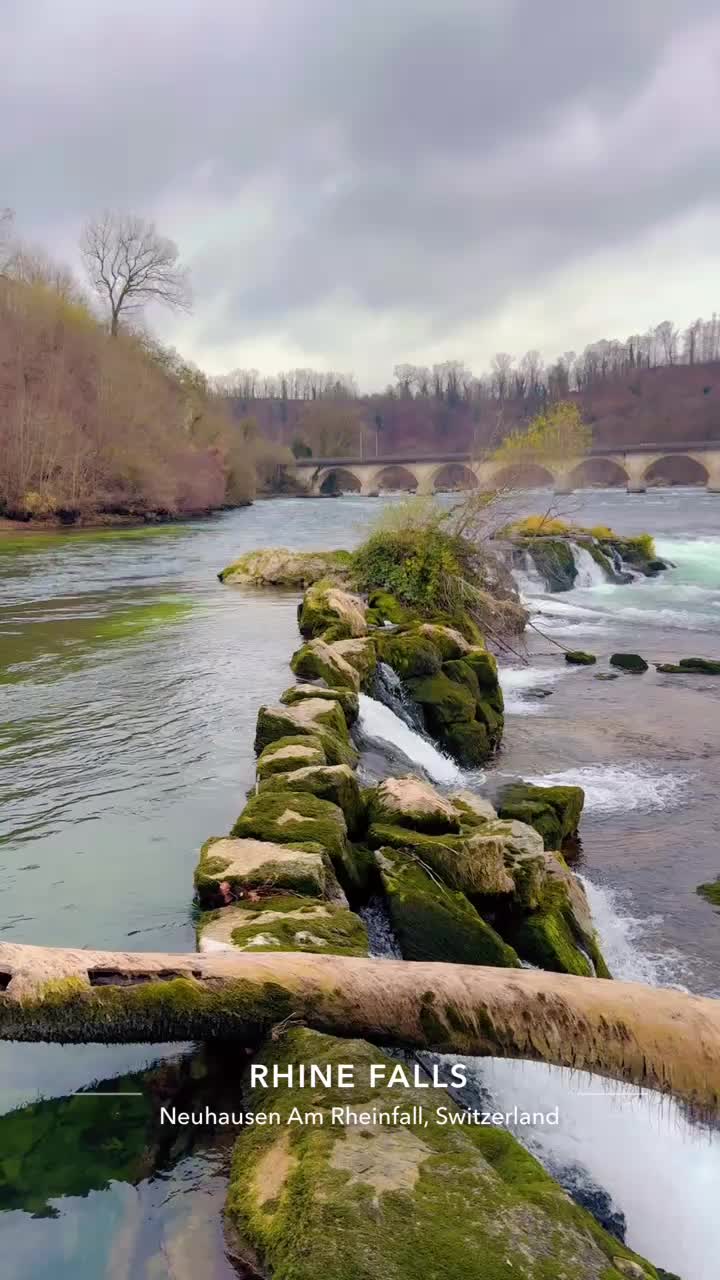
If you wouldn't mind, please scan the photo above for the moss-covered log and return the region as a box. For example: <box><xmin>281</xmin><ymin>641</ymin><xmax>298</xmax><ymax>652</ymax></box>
<box><xmin>1</xmin><ymin>941</ymin><xmax>719</xmax><ymax>1115</ymax></box>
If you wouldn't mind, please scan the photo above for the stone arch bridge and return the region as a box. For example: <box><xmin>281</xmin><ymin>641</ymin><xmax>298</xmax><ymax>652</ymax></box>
<box><xmin>294</xmin><ymin>443</ymin><xmax>720</xmax><ymax>496</ymax></box>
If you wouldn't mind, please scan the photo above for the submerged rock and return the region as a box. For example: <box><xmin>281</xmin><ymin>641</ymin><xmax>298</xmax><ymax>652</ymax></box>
<box><xmin>610</xmin><ymin>653</ymin><xmax>649</xmax><ymax>673</ymax></box>
<box><xmin>376</xmin><ymin>846</ymin><xmax>520</xmax><ymax>966</ymax></box>
<box><xmin>656</xmin><ymin>657</ymin><xmax>720</xmax><ymax>675</ymax></box>
<box><xmin>225</xmin><ymin>1028</ymin><xmax>663</xmax><ymax>1280</ymax></box>
<box><xmin>697</xmin><ymin>877</ymin><xmax>720</xmax><ymax>907</ymax></box>
<box><xmin>218</xmin><ymin>548</ymin><xmax>352</xmax><ymax>587</ymax></box>
<box><xmin>565</xmin><ymin>650</ymin><xmax>597</xmax><ymax>665</ymax></box>
<box><xmin>498</xmin><ymin>783</ymin><xmax>585</xmax><ymax>849</ymax></box>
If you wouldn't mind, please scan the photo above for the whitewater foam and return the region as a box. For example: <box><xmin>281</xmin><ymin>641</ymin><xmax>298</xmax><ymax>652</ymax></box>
<box><xmin>499</xmin><ymin>664</ymin><xmax>570</xmax><ymax>714</ymax></box>
<box><xmin>524</xmin><ymin>763</ymin><xmax>688</xmax><ymax>814</ymax></box>
<box><xmin>357</xmin><ymin>693</ymin><xmax>461</xmax><ymax>785</ymax></box>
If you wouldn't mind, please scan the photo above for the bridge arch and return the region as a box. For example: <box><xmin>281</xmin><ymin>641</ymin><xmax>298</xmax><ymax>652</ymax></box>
<box><xmin>568</xmin><ymin>457</ymin><xmax>629</xmax><ymax>488</ymax></box>
<box><xmin>317</xmin><ymin>467</ymin><xmax>362</xmax><ymax>495</ymax></box>
<box><xmin>431</xmin><ymin>462</ymin><xmax>478</xmax><ymax>492</ymax></box>
<box><xmin>370</xmin><ymin>464</ymin><xmax>419</xmax><ymax>493</ymax></box>
<box><xmin>643</xmin><ymin>454</ymin><xmax>710</xmax><ymax>486</ymax></box>
<box><xmin>490</xmin><ymin>462</ymin><xmax>555</xmax><ymax>490</ymax></box>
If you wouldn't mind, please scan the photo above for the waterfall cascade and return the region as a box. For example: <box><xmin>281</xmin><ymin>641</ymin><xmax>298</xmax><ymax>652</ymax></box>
<box><xmin>356</xmin><ymin>693</ymin><xmax>461</xmax><ymax>785</ymax></box>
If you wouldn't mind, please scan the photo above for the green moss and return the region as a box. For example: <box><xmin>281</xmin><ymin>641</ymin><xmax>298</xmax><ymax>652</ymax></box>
<box><xmin>219</xmin><ymin>548</ymin><xmax>352</xmax><ymax>586</ymax></box>
<box><xmin>462</xmin><ymin>648</ymin><xmax>500</xmax><ymax>692</ymax></box>
<box><xmin>565</xmin><ymin>651</ymin><xmax>597</xmax><ymax>665</ymax></box>
<box><xmin>367</xmin><ymin>824</ymin><xmax>512</xmax><ymax>897</ymax></box>
<box><xmin>231</xmin><ymin>791</ymin><xmax>349</xmax><ymax>863</ymax></box>
<box><xmin>227</xmin><ymin>904</ymin><xmax>368</xmax><ymax>956</ymax></box>
<box><xmin>331</xmin><ymin>637</ymin><xmax>377</xmax><ymax>688</ymax></box>
<box><xmin>378</xmin><ymin>847</ymin><xmax>520</xmax><ymax>967</ymax></box>
<box><xmin>364</xmin><ymin>781</ymin><xmax>460</xmax><ymax>835</ymax></box>
<box><xmin>443</xmin><ymin>657</ymin><xmax>480</xmax><ymax>699</ymax></box>
<box><xmin>405</xmin><ymin>671</ymin><xmax>476</xmax><ymax>728</ymax></box>
<box><xmin>194</xmin><ymin>836</ymin><xmax>333</xmax><ymax>905</ymax></box>
<box><xmin>498</xmin><ymin>784</ymin><xmax>585</xmax><ymax>848</ymax></box>
<box><xmin>697</xmin><ymin>877</ymin><xmax>720</xmax><ymax>907</ymax></box>
<box><xmin>256</xmin><ymin>736</ymin><xmax>327</xmax><ymax>780</ymax></box>
<box><xmin>367</xmin><ymin>590</ymin><xmax>412</xmax><ymax>625</ymax></box>
<box><xmin>259</xmin><ymin>765</ymin><xmax>365</xmax><ymax>836</ymax></box>
<box><xmin>502</xmin><ymin>899</ymin><xmax>594</xmax><ymax>977</ymax></box>
<box><xmin>280</xmin><ymin>685</ymin><xmax>360</xmax><ymax>724</ymax></box>
<box><xmin>525</xmin><ymin>540</ymin><xmax>578</xmax><ymax>592</ymax></box>
<box><xmin>254</xmin><ymin>703</ymin><xmax>358</xmax><ymax>769</ymax></box>
<box><xmin>657</xmin><ymin>657</ymin><xmax>720</xmax><ymax>675</ymax></box>
<box><xmin>376</xmin><ymin>631</ymin><xmax>442</xmax><ymax>678</ymax></box>
<box><xmin>443</xmin><ymin>720</ymin><xmax>491</xmax><ymax>766</ymax></box>
<box><xmin>290</xmin><ymin>641</ymin><xmax>360</xmax><ymax>690</ymax></box>
<box><xmin>225</xmin><ymin>1028</ymin><xmax>662</xmax><ymax>1280</ymax></box>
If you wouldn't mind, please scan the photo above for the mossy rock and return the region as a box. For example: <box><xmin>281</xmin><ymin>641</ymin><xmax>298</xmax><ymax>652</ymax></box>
<box><xmin>565</xmin><ymin>650</ymin><xmax>597</xmax><ymax>666</ymax></box>
<box><xmin>231</xmin><ymin>790</ymin><xmax>349</xmax><ymax>864</ymax></box>
<box><xmin>449</xmin><ymin>790</ymin><xmax>498</xmax><ymax>826</ymax></box>
<box><xmin>290</xmin><ymin>638</ymin><xmax>361</xmax><ymax>691</ymax></box>
<box><xmin>256</xmin><ymin>736</ymin><xmax>327</xmax><ymax>781</ymax></box>
<box><xmin>610</xmin><ymin>653</ymin><xmax>649</xmax><ymax>673</ymax></box>
<box><xmin>429</xmin><ymin>611</ymin><xmax>485</xmax><ymax>645</ymax></box>
<box><xmin>255</xmin><ymin>699</ymin><xmax>358</xmax><ymax>769</ymax></box>
<box><xmin>367</xmin><ymin>824</ymin><xmax>514</xmax><ymax>897</ymax></box>
<box><xmin>365</xmin><ymin>776</ymin><xmax>461</xmax><ymax>835</ymax></box>
<box><xmin>442</xmin><ymin>657</ymin><xmax>480</xmax><ymax>700</ymax></box>
<box><xmin>499</xmin><ymin>863</ymin><xmax>610</xmax><ymax>978</ymax></box>
<box><xmin>330</xmin><ymin>637</ymin><xmax>377</xmax><ymax>688</ymax></box>
<box><xmin>194</xmin><ymin>836</ymin><xmax>339</xmax><ymax>907</ymax></box>
<box><xmin>443</xmin><ymin>720</ymin><xmax>491</xmax><ymax>766</ymax></box>
<box><xmin>475</xmin><ymin>696</ymin><xmax>504</xmax><ymax>745</ymax></box>
<box><xmin>405</xmin><ymin>671</ymin><xmax>476</xmax><ymax>729</ymax></box>
<box><xmin>226</xmin><ymin>1028</ymin><xmax>663</xmax><ymax>1280</ymax></box>
<box><xmin>657</xmin><ymin>657</ymin><xmax>720</xmax><ymax>675</ymax></box>
<box><xmin>298</xmin><ymin>579</ymin><xmax>368</xmax><ymax>641</ymax></box>
<box><xmin>198</xmin><ymin>896</ymin><xmax>367</xmax><ymax>956</ymax></box>
<box><xmin>376</xmin><ymin>847</ymin><xmax>520</xmax><ymax>967</ymax></box>
<box><xmin>375</xmin><ymin>631</ymin><xmax>442</xmax><ymax>678</ymax></box>
<box><xmin>415</xmin><ymin>622</ymin><xmax>470</xmax><ymax>660</ymax></box>
<box><xmin>498</xmin><ymin>783</ymin><xmax>585</xmax><ymax>848</ymax></box>
<box><xmin>280</xmin><ymin>684</ymin><xmax>360</xmax><ymax>724</ymax></box>
<box><xmin>525</xmin><ymin>539</ymin><xmax>577</xmax><ymax>592</ymax></box>
<box><xmin>367</xmin><ymin>590</ymin><xmax>412</xmax><ymax>625</ymax></box>
<box><xmin>481</xmin><ymin>820</ymin><xmax>547</xmax><ymax>909</ymax></box>
<box><xmin>259</xmin><ymin>764</ymin><xmax>365</xmax><ymax>836</ymax></box>
<box><xmin>218</xmin><ymin>548</ymin><xmax>352</xmax><ymax>587</ymax></box>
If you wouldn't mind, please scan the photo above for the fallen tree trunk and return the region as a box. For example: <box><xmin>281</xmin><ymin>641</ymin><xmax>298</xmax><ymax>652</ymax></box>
<box><xmin>2</xmin><ymin>940</ymin><xmax>719</xmax><ymax>1115</ymax></box>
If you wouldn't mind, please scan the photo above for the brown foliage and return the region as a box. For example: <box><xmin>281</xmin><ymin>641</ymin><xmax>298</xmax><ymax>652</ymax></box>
<box><xmin>0</xmin><ymin>277</ymin><xmax>255</xmax><ymax>521</ymax></box>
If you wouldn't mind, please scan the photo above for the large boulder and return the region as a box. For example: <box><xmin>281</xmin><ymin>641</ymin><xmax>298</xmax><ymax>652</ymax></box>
<box><xmin>218</xmin><ymin>548</ymin><xmax>352</xmax><ymax>587</ymax></box>
<box><xmin>225</xmin><ymin>1028</ymin><xmax>662</xmax><ymax>1280</ymax></box>
<box><xmin>366</xmin><ymin>777</ymin><xmax>461</xmax><ymax>835</ymax></box>
<box><xmin>376</xmin><ymin>847</ymin><xmax>519</xmax><ymax>967</ymax></box>
<box><xmin>375</xmin><ymin>630</ymin><xmax>442</xmax><ymax>678</ymax></box>
<box><xmin>498</xmin><ymin>782</ymin><xmax>584</xmax><ymax>848</ymax></box>
<box><xmin>416</xmin><ymin>622</ymin><xmax>470</xmax><ymax>660</ymax></box>
<box><xmin>498</xmin><ymin>854</ymin><xmax>611</xmax><ymax>978</ymax></box>
<box><xmin>299</xmin><ymin>579</ymin><xmax>368</xmax><ymax>641</ymax></box>
<box><xmin>231</xmin><ymin>790</ymin><xmax>349</xmax><ymax>864</ymax></box>
<box><xmin>259</xmin><ymin>764</ymin><xmax>364</xmax><ymax>836</ymax></box>
<box><xmin>280</xmin><ymin>683</ymin><xmax>359</xmax><ymax>724</ymax></box>
<box><xmin>256</xmin><ymin>736</ymin><xmax>327</xmax><ymax>780</ymax></box>
<box><xmin>197</xmin><ymin>895</ymin><xmax>367</xmax><ymax>956</ymax></box>
<box><xmin>194</xmin><ymin>836</ymin><xmax>340</xmax><ymax>907</ymax></box>
<box><xmin>290</xmin><ymin>638</ymin><xmax>361</xmax><ymax>691</ymax></box>
<box><xmin>610</xmin><ymin>653</ymin><xmax>649</xmax><ymax>674</ymax></box>
<box><xmin>255</xmin><ymin>698</ymin><xmax>358</xmax><ymax>768</ymax></box>
<box><xmin>330</xmin><ymin>636</ymin><xmax>377</xmax><ymax>687</ymax></box>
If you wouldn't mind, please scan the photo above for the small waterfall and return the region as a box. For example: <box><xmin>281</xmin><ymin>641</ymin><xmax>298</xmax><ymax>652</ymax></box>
<box><xmin>514</xmin><ymin>551</ymin><xmax>547</xmax><ymax>597</ymax></box>
<box><xmin>570</xmin><ymin>544</ymin><xmax>609</xmax><ymax>588</ymax></box>
<box><xmin>356</xmin><ymin>693</ymin><xmax>461</xmax><ymax>785</ymax></box>
<box><xmin>373</xmin><ymin>661</ymin><xmax>425</xmax><ymax>732</ymax></box>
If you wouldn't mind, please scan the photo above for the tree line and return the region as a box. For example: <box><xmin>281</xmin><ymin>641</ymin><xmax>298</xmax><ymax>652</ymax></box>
<box><xmin>0</xmin><ymin>210</ymin><xmax>286</xmax><ymax>521</ymax></box>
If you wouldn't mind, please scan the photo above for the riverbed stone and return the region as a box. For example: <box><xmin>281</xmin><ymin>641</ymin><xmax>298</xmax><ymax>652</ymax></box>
<box><xmin>376</xmin><ymin>847</ymin><xmax>520</xmax><ymax>967</ymax></box>
<box><xmin>259</xmin><ymin>764</ymin><xmax>364</xmax><ymax>836</ymax></box>
<box><xmin>194</xmin><ymin>836</ymin><xmax>338</xmax><ymax>907</ymax></box>
<box><xmin>610</xmin><ymin>653</ymin><xmax>649</xmax><ymax>673</ymax></box>
<box><xmin>231</xmin><ymin>790</ymin><xmax>349</xmax><ymax>864</ymax></box>
<box><xmin>256</xmin><ymin>736</ymin><xmax>327</xmax><ymax>780</ymax></box>
<box><xmin>565</xmin><ymin>650</ymin><xmax>597</xmax><ymax>665</ymax></box>
<box><xmin>225</xmin><ymin>1028</ymin><xmax>662</xmax><ymax>1280</ymax></box>
<box><xmin>197</xmin><ymin>896</ymin><xmax>366</xmax><ymax>956</ymax></box>
<box><xmin>279</xmin><ymin>683</ymin><xmax>359</xmax><ymax>724</ymax></box>
<box><xmin>298</xmin><ymin>579</ymin><xmax>368</xmax><ymax>641</ymax></box>
<box><xmin>290</xmin><ymin>637</ymin><xmax>361</xmax><ymax>690</ymax></box>
<box><xmin>254</xmin><ymin>698</ymin><xmax>358</xmax><ymax>768</ymax></box>
<box><xmin>366</xmin><ymin>776</ymin><xmax>461</xmax><ymax>834</ymax></box>
<box><xmin>218</xmin><ymin>548</ymin><xmax>352</xmax><ymax>587</ymax></box>
<box><xmin>657</xmin><ymin>657</ymin><xmax>720</xmax><ymax>675</ymax></box>
<box><xmin>498</xmin><ymin>782</ymin><xmax>585</xmax><ymax>848</ymax></box>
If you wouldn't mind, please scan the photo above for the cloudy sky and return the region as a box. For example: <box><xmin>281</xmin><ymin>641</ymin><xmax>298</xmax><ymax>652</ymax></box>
<box><xmin>4</xmin><ymin>0</ymin><xmax>720</xmax><ymax>387</ymax></box>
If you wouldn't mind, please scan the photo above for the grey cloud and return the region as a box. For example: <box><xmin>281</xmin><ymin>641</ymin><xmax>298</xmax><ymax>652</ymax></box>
<box><xmin>3</xmin><ymin>0</ymin><xmax>720</xmax><ymax>380</ymax></box>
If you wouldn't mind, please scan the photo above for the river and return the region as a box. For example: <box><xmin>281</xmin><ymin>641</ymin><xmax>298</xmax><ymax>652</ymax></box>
<box><xmin>0</xmin><ymin>489</ymin><xmax>718</xmax><ymax>1278</ymax></box>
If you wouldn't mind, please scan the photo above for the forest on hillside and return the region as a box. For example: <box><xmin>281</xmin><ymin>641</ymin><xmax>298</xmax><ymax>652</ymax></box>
<box><xmin>0</xmin><ymin>211</ymin><xmax>287</xmax><ymax>523</ymax></box>
<box><xmin>213</xmin><ymin>320</ymin><xmax>720</xmax><ymax>458</ymax></box>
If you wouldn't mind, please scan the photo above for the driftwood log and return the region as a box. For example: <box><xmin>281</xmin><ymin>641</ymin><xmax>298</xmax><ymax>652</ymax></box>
<box><xmin>1</xmin><ymin>940</ymin><xmax>719</xmax><ymax>1115</ymax></box>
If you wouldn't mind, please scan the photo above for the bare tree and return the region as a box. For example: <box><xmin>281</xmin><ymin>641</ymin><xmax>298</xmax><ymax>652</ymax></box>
<box><xmin>80</xmin><ymin>212</ymin><xmax>191</xmax><ymax>336</ymax></box>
